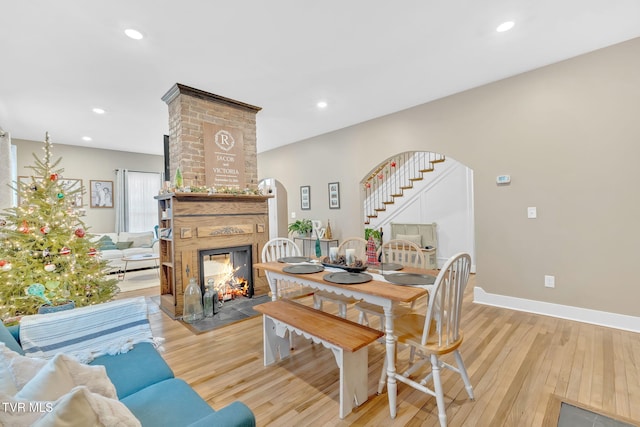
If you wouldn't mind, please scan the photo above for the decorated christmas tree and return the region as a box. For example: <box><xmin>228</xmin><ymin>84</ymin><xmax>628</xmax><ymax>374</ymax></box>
<box><xmin>0</xmin><ymin>133</ymin><xmax>118</xmax><ymax>321</ymax></box>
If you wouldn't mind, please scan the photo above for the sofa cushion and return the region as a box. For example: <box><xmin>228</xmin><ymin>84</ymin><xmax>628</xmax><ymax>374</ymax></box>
<box><xmin>0</xmin><ymin>322</ymin><xmax>23</xmax><ymax>355</ymax></box>
<box><xmin>187</xmin><ymin>401</ymin><xmax>256</xmax><ymax>427</ymax></box>
<box><xmin>90</xmin><ymin>342</ymin><xmax>174</xmax><ymax>399</ymax></box>
<box><xmin>121</xmin><ymin>378</ymin><xmax>215</xmax><ymax>426</ymax></box>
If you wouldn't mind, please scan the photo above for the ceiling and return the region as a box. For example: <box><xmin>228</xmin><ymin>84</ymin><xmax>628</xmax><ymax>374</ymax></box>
<box><xmin>1</xmin><ymin>1</ymin><xmax>639</xmax><ymax>156</ymax></box>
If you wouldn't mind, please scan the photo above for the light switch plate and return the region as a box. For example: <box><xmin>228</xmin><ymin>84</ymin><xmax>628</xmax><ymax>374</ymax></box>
<box><xmin>527</xmin><ymin>207</ymin><xmax>537</xmax><ymax>219</ymax></box>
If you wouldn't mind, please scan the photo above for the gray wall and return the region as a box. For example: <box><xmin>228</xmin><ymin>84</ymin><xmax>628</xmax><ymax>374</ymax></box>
<box><xmin>258</xmin><ymin>37</ymin><xmax>640</xmax><ymax>317</ymax></box>
<box><xmin>12</xmin><ymin>138</ymin><xmax>163</xmax><ymax>232</ymax></box>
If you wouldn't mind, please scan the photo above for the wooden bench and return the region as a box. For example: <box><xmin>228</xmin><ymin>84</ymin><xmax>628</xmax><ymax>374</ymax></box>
<box><xmin>254</xmin><ymin>299</ymin><xmax>384</xmax><ymax>419</ymax></box>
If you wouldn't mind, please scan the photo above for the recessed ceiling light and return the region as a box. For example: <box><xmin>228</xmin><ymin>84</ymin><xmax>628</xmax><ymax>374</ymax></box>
<box><xmin>82</xmin><ymin>136</ymin><xmax>92</xmax><ymax>142</ymax></box>
<box><xmin>92</xmin><ymin>108</ymin><xmax>105</xmax><ymax>114</ymax></box>
<box><xmin>496</xmin><ymin>21</ymin><xmax>515</xmax><ymax>32</ymax></box>
<box><xmin>124</xmin><ymin>29</ymin><xmax>144</xmax><ymax>40</ymax></box>
<box><xmin>317</xmin><ymin>101</ymin><xmax>328</xmax><ymax>109</ymax></box>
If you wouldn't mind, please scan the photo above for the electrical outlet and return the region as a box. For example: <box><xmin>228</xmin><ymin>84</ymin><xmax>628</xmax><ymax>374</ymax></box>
<box><xmin>527</xmin><ymin>207</ymin><xmax>537</xmax><ymax>219</ymax></box>
<box><xmin>544</xmin><ymin>275</ymin><xmax>555</xmax><ymax>288</ymax></box>
<box><xmin>291</xmin><ymin>211</ymin><xmax>296</xmax><ymax>219</ymax></box>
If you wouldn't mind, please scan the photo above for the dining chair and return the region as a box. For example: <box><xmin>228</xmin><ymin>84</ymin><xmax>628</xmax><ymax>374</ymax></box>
<box><xmin>354</xmin><ymin>239</ymin><xmax>427</xmax><ymax>329</ymax></box>
<box><xmin>312</xmin><ymin>237</ymin><xmax>366</xmax><ymax>318</ymax></box>
<box><xmin>261</xmin><ymin>237</ymin><xmax>314</xmax><ymax>300</ymax></box>
<box><xmin>381</xmin><ymin>252</ymin><xmax>473</xmax><ymax>426</ymax></box>
<box><xmin>261</xmin><ymin>237</ymin><xmax>315</xmax><ymax>349</ymax></box>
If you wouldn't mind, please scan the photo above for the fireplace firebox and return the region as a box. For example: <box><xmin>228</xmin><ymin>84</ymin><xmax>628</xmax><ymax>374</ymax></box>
<box><xmin>199</xmin><ymin>245</ymin><xmax>254</xmax><ymax>303</ymax></box>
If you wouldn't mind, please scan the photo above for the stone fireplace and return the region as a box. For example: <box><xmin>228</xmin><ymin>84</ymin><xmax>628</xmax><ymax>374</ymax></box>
<box><xmin>156</xmin><ymin>84</ymin><xmax>269</xmax><ymax>318</ymax></box>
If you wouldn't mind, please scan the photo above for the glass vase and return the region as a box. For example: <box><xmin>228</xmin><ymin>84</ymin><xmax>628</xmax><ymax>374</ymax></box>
<box><xmin>183</xmin><ymin>277</ymin><xmax>204</xmax><ymax>323</ymax></box>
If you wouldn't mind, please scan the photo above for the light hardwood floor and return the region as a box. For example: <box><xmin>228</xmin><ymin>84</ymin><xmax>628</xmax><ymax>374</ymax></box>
<box><xmin>120</xmin><ymin>276</ymin><xmax>640</xmax><ymax>426</ymax></box>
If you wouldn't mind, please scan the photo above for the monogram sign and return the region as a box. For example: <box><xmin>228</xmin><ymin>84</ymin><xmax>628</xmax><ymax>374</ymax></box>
<box><xmin>203</xmin><ymin>123</ymin><xmax>246</xmax><ymax>189</ymax></box>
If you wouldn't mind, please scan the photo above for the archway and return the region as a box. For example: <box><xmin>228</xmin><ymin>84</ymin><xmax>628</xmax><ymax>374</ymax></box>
<box><xmin>361</xmin><ymin>151</ymin><xmax>475</xmax><ymax>269</ymax></box>
<box><xmin>258</xmin><ymin>178</ymin><xmax>288</xmax><ymax>239</ymax></box>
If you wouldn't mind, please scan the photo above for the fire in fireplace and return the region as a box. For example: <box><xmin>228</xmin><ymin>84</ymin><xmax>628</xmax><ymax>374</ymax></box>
<box><xmin>199</xmin><ymin>245</ymin><xmax>254</xmax><ymax>305</ymax></box>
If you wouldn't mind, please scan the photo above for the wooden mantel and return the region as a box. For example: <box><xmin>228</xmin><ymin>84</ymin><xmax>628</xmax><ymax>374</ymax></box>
<box><xmin>155</xmin><ymin>192</ymin><xmax>272</xmax><ymax>318</ymax></box>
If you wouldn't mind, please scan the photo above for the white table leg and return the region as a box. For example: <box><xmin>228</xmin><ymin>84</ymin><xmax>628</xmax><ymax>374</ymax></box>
<box><xmin>384</xmin><ymin>305</ymin><xmax>397</xmax><ymax>418</ymax></box>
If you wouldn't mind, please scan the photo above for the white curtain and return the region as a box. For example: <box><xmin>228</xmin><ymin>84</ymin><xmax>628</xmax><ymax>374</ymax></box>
<box><xmin>115</xmin><ymin>169</ymin><xmax>161</xmax><ymax>233</ymax></box>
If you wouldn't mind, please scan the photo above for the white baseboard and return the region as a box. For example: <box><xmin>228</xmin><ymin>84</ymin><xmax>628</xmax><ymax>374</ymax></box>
<box><xmin>473</xmin><ymin>286</ymin><xmax>640</xmax><ymax>333</ymax></box>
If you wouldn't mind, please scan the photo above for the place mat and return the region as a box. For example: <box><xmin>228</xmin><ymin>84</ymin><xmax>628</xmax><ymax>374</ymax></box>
<box><xmin>383</xmin><ymin>272</ymin><xmax>436</xmax><ymax>286</ymax></box>
<box><xmin>283</xmin><ymin>264</ymin><xmax>324</xmax><ymax>274</ymax></box>
<box><xmin>323</xmin><ymin>272</ymin><xmax>373</xmax><ymax>284</ymax></box>
<box><xmin>321</xmin><ymin>262</ymin><xmax>368</xmax><ymax>273</ymax></box>
<box><xmin>278</xmin><ymin>256</ymin><xmax>311</xmax><ymax>263</ymax></box>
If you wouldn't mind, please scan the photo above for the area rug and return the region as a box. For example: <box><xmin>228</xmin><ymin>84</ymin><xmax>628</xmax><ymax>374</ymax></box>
<box><xmin>115</xmin><ymin>268</ymin><xmax>159</xmax><ymax>292</ymax></box>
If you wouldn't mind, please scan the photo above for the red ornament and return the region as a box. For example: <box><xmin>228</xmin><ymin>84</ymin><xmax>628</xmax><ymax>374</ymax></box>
<box><xmin>0</xmin><ymin>260</ymin><xmax>6</xmax><ymax>267</ymax></box>
<box><xmin>390</xmin><ymin>161</ymin><xmax>396</xmax><ymax>168</ymax></box>
<box><xmin>50</xmin><ymin>173</ymin><xmax>59</xmax><ymax>181</ymax></box>
<box><xmin>378</xmin><ymin>173</ymin><xmax>384</xmax><ymax>180</ymax></box>
<box><xmin>88</xmin><ymin>248</ymin><xmax>97</xmax><ymax>257</ymax></box>
<box><xmin>365</xmin><ymin>182</ymin><xmax>371</xmax><ymax>188</ymax></box>
<box><xmin>40</xmin><ymin>225</ymin><xmax>50</xmax><ymax>234</ymax></box>
<box><xmin>74</xmin><ymin>228</ymin><xmax>86</xmax><ymax>238</ymax></box>
<box><xmin>59</xmin><ymin>247</ymin><xmax>71</xmax><ymax>256</ymax></box>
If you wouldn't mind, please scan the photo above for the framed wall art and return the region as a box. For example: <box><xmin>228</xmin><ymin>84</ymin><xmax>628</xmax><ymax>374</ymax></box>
<box><xmin>90</xmin><ymin>180</ymin><xmax>114</xmax><ymax>208</ymax></box>
<box><xmin>17</xmin><ymin>176</ymin><xmax>84</xmax><ymax>208</ymax></box>
<box><xmin>300</xmin><ymin>185</ymin><xmax>310</xmax><ymax>210</ymax></box>
<box><xmin>328</xmin><ymin>182</ymin><xmax>340</xmax><ymax>209</ymax></box>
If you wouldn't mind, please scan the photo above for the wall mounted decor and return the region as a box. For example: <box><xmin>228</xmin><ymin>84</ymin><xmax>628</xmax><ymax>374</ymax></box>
<box><xmin>300</xmin><ymin>185</ymin><xmax>310</xmax><ymax>210</ymax></box>
<box><xmin>90</xmin><ymin>180</ymin><xmax>114</xmax><ymax>208</ymax></box>
<box><xmin>328</xmin><ymin>182</ymin><xmax>340</xmax><ymax>209</ymax></box>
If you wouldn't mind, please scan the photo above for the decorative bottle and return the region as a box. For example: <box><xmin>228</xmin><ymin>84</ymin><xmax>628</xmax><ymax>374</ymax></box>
<box><xmin>315</xmin><ymin>232</ymin><xmax>322</xmax><ymax>258</ymax></box>
<box><xmin>325</xmin><ymin>220</ymin><xmax>332</xmax><ymax>239</ymax></box>
<box><xmin>203</xmin><ymin>279</ymin><xmax>215</xmax><ymax>318</ymax></box>
<box><xmin>183</xmin><ymin>277</ymin><xmax>204</xmax><ymax>323</ymax></box>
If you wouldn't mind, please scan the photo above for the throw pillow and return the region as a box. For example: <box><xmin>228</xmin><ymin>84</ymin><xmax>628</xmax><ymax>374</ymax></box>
<box><xmin>16</xmin><ymin>353</ymin><xmax>117</xmax><ymax>401</ymax></box>
<box><xmin>129</xmin><ymin>234</ymin><xmax>153</xmax><ymax>248</ymax></box>
<box><xmin>396</xmin><ymin>234</ymin><xmax>422</xmax><ymax>247</ymax></box>
<box><xmin>0</xmin><ymin>392</ymin><xmax>44</xmax><ymax>427</ymax></box>
<box><xmin>32</xmin><ymin>386</ymin><xmax>141</xmax><ymax>427</ymax></box>
<box><xmin>0</xmin><ymin>342</ymin><xmax>47</xmax><ymax>393</ymax></box>
<box><xmin>115</xmin><ymin>241</ymin><xmax>133</xmax><ymax>250</ymax></box>
<box><xmin>97</xmin><ymin>235</ymin><xmax>118</xmax><ymax>250</ymax></box>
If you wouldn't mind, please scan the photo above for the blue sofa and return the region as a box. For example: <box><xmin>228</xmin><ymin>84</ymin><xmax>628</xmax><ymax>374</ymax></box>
<box><xmin>0</xmin><ymin>322</ymin><xmax>255</xmax><ymax>427</ymax></box>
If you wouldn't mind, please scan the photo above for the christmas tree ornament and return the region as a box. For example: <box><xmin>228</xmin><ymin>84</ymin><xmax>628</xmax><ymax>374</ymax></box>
<box><xmin>45</xmin><ymin>281</ymin><xmax>60</xmax><ymax>290</ymax></box>
<box><xmin>40</xmin><ymin>225</ymin><xmax>50</xmax><ymax>234</ymax></box>
<box><xmin>1</xmin><ymin>262</ymin><xmax>11</xmax><ymax>271</ymax></box>
<box><xmin>18</xmin><ymin>220</ymin><xmax>29</xmax><ymax>233</ymax></box>
<box><xmin>44</xmin><ymin>263</ymin><xmax>56</xmax><ymax>272</ymax></box>
<box><xmin>57</xmin><ymin>192</ymin><xmax>64</xmax><ymax>199</ymax></box>
<box><xmin>50</xmin><ymin>173</ymin><xmax>59</xmax><ymax>181</ymax></box>
<box><xmin>88</xmin><ymin>247</ymin><xmax>97</xmax><ymax>256</ymax></box>
<box><xmin>0</xmin><ymin>260</ymin><xmax>6</xmax><ymax>267</ymax></box>
<box><xmin>74</xmin><ymin>227</ymin><xmax>86</xmax><ymax>238</ymax></box>
<box><xmin>43</xmin><ymin>248</ymin><xmax>51</xmax><ymax>257</ymax></box>
<box><xmin>59</xmin><ymin>247</ymin><xmax>71</xmax><ymax>255</ymax></box>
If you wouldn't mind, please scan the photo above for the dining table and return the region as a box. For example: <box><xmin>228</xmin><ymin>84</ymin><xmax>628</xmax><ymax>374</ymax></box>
<box><xmin>254</xmin><ymin>260</ymin><xmax>436</xmax><ymax>418</ymax></box>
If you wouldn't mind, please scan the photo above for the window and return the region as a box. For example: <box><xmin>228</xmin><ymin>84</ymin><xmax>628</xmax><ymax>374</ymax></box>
<box><xmin>126</xmin><ymin>171</ymin><xmax>161</xmax><ymax>232</ymax></box>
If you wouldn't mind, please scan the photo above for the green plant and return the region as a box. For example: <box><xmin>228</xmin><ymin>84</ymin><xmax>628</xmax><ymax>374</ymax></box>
<box><xmin>288</xmin><ymin>219</ymin><xmax>313</xmax><ymax>236</ymax></box>
<box><xmin>365</xmin><ymin>228</ymin><xmax>382</xmax><ymax>247</ymax></box>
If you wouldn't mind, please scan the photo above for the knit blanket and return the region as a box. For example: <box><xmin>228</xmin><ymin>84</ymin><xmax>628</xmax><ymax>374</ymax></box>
<box><xmin>19</xmin><ymin>297</ymin><xmax>160</xmax><ymax>363</ymax></box>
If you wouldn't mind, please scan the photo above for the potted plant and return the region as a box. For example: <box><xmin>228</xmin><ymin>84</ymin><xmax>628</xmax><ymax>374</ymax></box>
<box><xmin>288</xmin><ymin>219</ymin><xmax>313</xmax><ymax>238</ymax></box>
